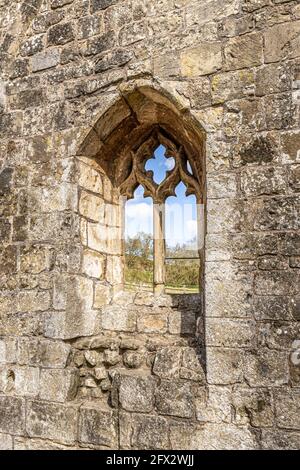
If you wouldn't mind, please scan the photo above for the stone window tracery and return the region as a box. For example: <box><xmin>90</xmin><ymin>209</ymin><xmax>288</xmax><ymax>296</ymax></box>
<box><xmin>120</xmin><ymin>128</ymin><xmax>202</xmax><ymax>294</ymax></box>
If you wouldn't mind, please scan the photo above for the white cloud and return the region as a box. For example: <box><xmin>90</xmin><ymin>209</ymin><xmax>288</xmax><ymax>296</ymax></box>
<box><xmin>126</xmin><ymin>202</ymin><xmax>152</xmax><ymax>220</ymax></box>
<box><xmin>186</xmin><ymin>219</ymin><xmax>197</xmax><ymax>238</ymax></box>
<box><xmin>125</xmin><ymin>201</ymin><xmax>153</xmax><ymax>238</ymax></box>
<box><xmin>164</xmin><ymin>157</ymin><xmax>175</xmax><ymax>171</ymax></box>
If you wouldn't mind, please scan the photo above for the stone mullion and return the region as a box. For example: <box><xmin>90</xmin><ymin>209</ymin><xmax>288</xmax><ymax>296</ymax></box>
<box><xmin>153</xmin><ymin>199</ymin><xmax>166</xmax><ymax>295</ymax></box>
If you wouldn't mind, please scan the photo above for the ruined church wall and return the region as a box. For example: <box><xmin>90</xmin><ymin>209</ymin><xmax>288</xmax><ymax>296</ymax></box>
<box><xmin>0</xmin><ymin>0</ymin><xmax>300</xmax><ymax>450</ymax></box>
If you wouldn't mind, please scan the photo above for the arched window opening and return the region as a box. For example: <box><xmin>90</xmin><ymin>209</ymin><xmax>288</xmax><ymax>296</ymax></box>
<box><xmin>122</xmin><ymin>129</ymin><xmax>202</xmax><ymax>294</ymax></box>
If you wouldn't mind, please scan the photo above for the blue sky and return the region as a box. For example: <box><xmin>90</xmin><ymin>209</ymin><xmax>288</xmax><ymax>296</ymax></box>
<box><xmin>125</xmin><ymin>145</ymin><xmax>198</xmax><ymax>248</ymax></box>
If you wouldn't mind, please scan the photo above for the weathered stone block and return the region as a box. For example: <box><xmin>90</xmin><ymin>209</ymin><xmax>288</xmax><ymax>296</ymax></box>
<box><xmin>39</xmin><ymin>339</ymin><xmax>71</xmax><ymax>368</ymax></box>
<box><xmin>261</xmin><ymin>429</ymin><xmax>300</xmax><ymax>450</ymax></box>
<box><xmin>206</xmin><ymin>319</ymin><xmax>256</xmax><ymax>348</ymax></box>
<box><xmin>82</xmin><ymin>249</ymin><xmax>105</xmax><ymax>278</ymax></box>
<box><xmin>102</xmin><ymin>305</ymin><xmax>136</xmax><ymax>332</ymax></box>
<box><xmin>96</xmin><ymin>49</ymin><xmax>133</xmax><ymax>73</ymax></box>
<box><xmin>0</xmin><ymin>367</ymin><xmax>12</xmax><ymax>393</ymax></box>
<box><xmin>47</xmin><ymin>22</ymin><xmax>74</xmax><ymax>46</ymax></box>
<box><xmin>17</xmin><ymin>337</ymin><xmax>70</xmax><ymax>368</ymax></box>
<box><xmin>265</xmin><ymin>93</ymin><xmax>295</xmax><ymax>130</ymax></box>
<box><xmin>206</xmin><ymin>347</ymin><xmax>244</xmax><ymax>385</ymax></box>
<box><xmin>79</xmin><ymin>403</ymin><xmax>118</xmax><ymax>448</ymax></box>
<box><xmin>85</xmin><ymin>31</ymin><xmax>115</xmax><ymax>55</ymax></box>
<box><xmin>253</xmin><ymin>296</ymin><xmax>294</xmax><ymax>322</ymax></box>
<box><xmin>32</xmin><ymin>49</ymin><xmax>60</xmax><ymax>72</ymax></box>
<box><xmin>79</xmin><ymin>190</ymin><xmax>105</xmax><ymax>222</ymax></box>
<box><xmin>40</xmin><ymin>368</ymin><xmax>79</xmax><ymax>402</ymax></box>
<box><xmin>119</xmin><ymin>412</ymin><xmax>170</xmax><ymax>450</ymax></box>
<box><xmin>20</xmin><ymin>245</ymin><xmax>52</xmax><ymax>274</ymax></box>
<box><xmin>119</xmin><ymin>21</ymin><xmax>147</xmax><ymax>46</ymax></box>
<box><xmin>205</xmin><ymin>261</ymin><xmax>253</xmax><ymax>318</ymax></box>
<box><xmin>0</xmin><ymin>246</ymin><xmax>17</xmax><ymax>275</ymax></box>
<box><xmin>196</xmin><ymin>385</ymin><xmax>231</xmax><ymax>424</ymax></box>
<box><xmin>123</xmin><ymin>351</ymin><xmax>143</xmax><ymax>369</ymax></box>
<box><xmin>155</xmin><ymin>379</ymin><xmax>194</xmax><ymax>418</ymax></box>
<box><xmin>137</xmin><ymin>312</ymin><xmax>167</xmax><ymax>334</ymax></box>
<box><xmin>264</xmin><ymin>21</ymin><xmax>300</xmax><ymax>63</ymax></box>
<box><xmin>220</xmin><ymin>13</ymin><xmax>254</xmax><ymax>37</ymax></box>
<box><xmin>153</xmin><ymin>53</ymin><xmax>180</xmax><ymax>79</ymax></box>
<box><xmin>0</xmin><ymin>338</ymin><xmax>17</xmax><ymax>364</ymax></box>
<box><xmin>186</xmin><ymin>0</ymin><xmax>239</xmax><ymax>27</ymax></box>
<box><xmin>168</xmin><ymin>310</ymin><xmax>196</xmax><ymax>335</ymax></box>
<box><xmin>26</xmin><ymin>134</ymin><xmax>53</xmax><ymax>163</ymax></box>
<box><xmin>242</xmin><ymin>0</ymin><xmax>270</xmax><ymax>12</ymax></box>
<box><xmin>281</xmin><ymin>131</ymin><xmax>300</xmax><ymax>163</ymax></box>
<box><xmin>170</xmin><ymin>422</ymin><xmax>258</xmax><ymax>450</ymax></box>
<box><xmin>10</xmin><ymin>58</ymin><xmax>29</xmax><ymax>79</ymax></box>
<box><xmin>91</xmin><ymin>0</ymin><xmax>117</xmax><ymax>12</ymax></box>
<box><xmin>288</xmin><ymin>165</ymin><xmax>300</xmax><ymax>192</ymax></box>
<box><xmin>78</xmin><ymin>162</ymin><xmax>103</xmax><ymax>194</ymax></box>
<box><xmin>114</xmin><ymin>373</ymin><xmax>155</xmax><ymax>413</ymax></box>
<box><xmin>14</xmin><ymin>366</ymin><xmax>40</xmax><ymax>397</ymax></box>
<box><xmin>32</xmin><ymin>10</ymin><xmax>65</xmax><ymax>34</ymax></box>
<box><xmin>103</xmin><ymin>349</ymin><xmax>121</xmax><ymax>366</ymax></box>
<box><xmin>241</xmin><ymin>166</ymin><xmax>286</xmax><ymax>196</ymax></box>
<box><xmin>153</xmin><ymin>347</ymin><xmax>182</xmax><ymax>379</ymax></box>
<box><xmin>207</xmin><ymin>172</ymin><xmax>237</xmax><ymax>199</ymax></box>
<box><xmin>212</xmin><ymin>70</ymin><xmax>255</xmax><ymax>104</ymax></box>
<box><xmin>254</xmin><ymin>271</ymin><xmax>299</xmax><ymax>296</ymax></box>
<box><xmin>0</xmin><ymin>168</ymin><xmax>14</xmax><ymax>196</ymax></box>
<box><xmin>231</xmin><ymin>387</ymin><xmax>274</xmax><ymax>428</ymax></box>
<box><xmin>12</xmin><ymin>215</ymin><xmax>28</xmax><ymax>242</ymax></box>
<box><xmin>0</xmin><ymin>112</ymin><xmax>22</xmax><ymax>139</ymax></box>
<box><xmin>256</xmin><ymin>63</ymin><xmax>291</xmax><ymax>96</ymax></box>
<box><xmin>258</xmin><ymin>322</ymin><xmax>300</xmax><ymax>353</ymax></box>
<box><xmin>0</xmin><ymin>433</ymin><xmax>13</xmax><ymax>450</ymax></box>
<box><xmin>207</xmin><ymin>199</ymin><xmax>244</xmax><ymax>234</ymax></box>
<box><xmin>14</xmin><ymin>437</ymin><xmax>76</xmax><ymax>450</ymax></box>
<box><xmin>18</xmin><ymin>290</ymin><xmax>51</xmax><ymax>313</ymax></box>
<box><xmin>94</xmin><ymin>283</ymin><xmax>111</xmax><ymax>308</ymax></box>
<box><xmin>30</xmin><ymin>213</ymin><xmax>79</xmax><ymax>242</ymax></box>
<box><xmin>46</xmin><ymin>274</ymin><xmax>98</xmax><ymax>339</ymax></box>
<box><xmin>26</xmin><ymin>401</ymin><xmax>78</xmax><ymax>444</ymax></box>
<box><xmin>180</xmin><ymin>348</ymin><xmax>205</xmax><ymax>383</ymax></box>
<box><xmin>30</xmin><ymin>184</ymin><xmax>78</xmax><ymax>213</ymax></box>
<box><xmin>20</xmin><ymin>36</ymin><xmax>44</xmax><ymax>56</ymax></box>
<box><xmin>0</xmin><ymin>218</ymin><xmax>11</xmax><ymax>244</ymax></box>
<box><xmin>181</xmin><ymin>43</ymin><xmax>222</xmax><ymax>77</ymax></box>
<box><xmin>275</xmin><ymin>389</ymin><xmax>300</xmax><ymax>430</ymax></box>
<box><xmin>244</xmin><ymin>349</ymin><xmax>289</xmax><ymax>387</ymax></box>
<box><xmin>50</xmin><ymin>0</ymin><xmax>73</xmax><ymax>8</ymax></box>
<box><xmin>0</xmin><ymin>397</ymin><xmax>25</xmax><ymax>435</ymax></box>
<box><xmin>84</xmin><ymin>350</ymin><xmax>100</xmax><ymax>366</ymax></box>
<box><xmin>87</xmin><ymin>222</ymin><xmax>107</xmax><ymax>253</ymax></box>
<box><xmin>224</xmin><ymin>32</ymin><xmax>263</xmax><ymax>70</ymax></box>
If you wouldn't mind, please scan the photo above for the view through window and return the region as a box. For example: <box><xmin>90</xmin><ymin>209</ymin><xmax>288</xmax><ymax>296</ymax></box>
<box><xmin>124</xmin><ymin>144</ymin><xmax>200</xmax><ymax>294</ymax></box>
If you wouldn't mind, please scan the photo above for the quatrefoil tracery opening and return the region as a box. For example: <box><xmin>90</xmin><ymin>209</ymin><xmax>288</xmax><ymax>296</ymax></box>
<box><xmin>119</xmin><ymin>130</ymin><xmax>201</xmax><ymax>204</ymax></box>
<box><xmin>145</xmin><ymin>145</ymin><xmax>175</xmax><ymax>185</ymax></box>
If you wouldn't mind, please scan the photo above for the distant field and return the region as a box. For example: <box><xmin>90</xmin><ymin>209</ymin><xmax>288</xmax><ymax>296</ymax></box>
<box><xmin>125</xmin><ymin>235</ymin><xmax>199</xmax><ymax>294</ymax></box>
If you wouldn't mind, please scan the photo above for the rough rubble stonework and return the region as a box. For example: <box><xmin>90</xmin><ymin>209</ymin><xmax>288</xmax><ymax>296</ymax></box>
<box><xmin>0</xmin><ymin>0</ymin><xmax>300</xmax><ymax>450</ymax></box>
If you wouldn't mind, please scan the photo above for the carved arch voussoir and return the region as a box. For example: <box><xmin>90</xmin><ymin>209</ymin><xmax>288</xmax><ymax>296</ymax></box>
<box><xmin>78</xmin><ymin>84</ymin><xmax>206</xmax><ymax>203</ymax></box>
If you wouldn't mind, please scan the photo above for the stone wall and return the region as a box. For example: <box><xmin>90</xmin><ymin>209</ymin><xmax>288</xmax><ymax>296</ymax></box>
<box><xmin>0</xmin><ymin>0</ymin><xmax>300</xmax><ymax>450</ymax></box>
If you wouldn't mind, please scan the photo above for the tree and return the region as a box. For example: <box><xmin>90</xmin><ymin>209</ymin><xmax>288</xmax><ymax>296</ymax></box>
<box><xmin>125</xmin><ymin>232</ymin><xmax>199</xmax><ymax>290</ymax></box>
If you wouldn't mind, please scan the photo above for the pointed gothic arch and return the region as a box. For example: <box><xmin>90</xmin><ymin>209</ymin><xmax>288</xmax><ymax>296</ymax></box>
<box><xmin>77</xmin><ymin>83</ymin><xmax>206</xmax><ymax>294</ymax></box>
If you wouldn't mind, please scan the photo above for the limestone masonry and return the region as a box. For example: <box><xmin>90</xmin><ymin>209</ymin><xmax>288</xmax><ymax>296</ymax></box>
<box><xmin>0</xmin><ymin>0</ymin><xmax>300</xmax><ymax>450</ymax></box>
